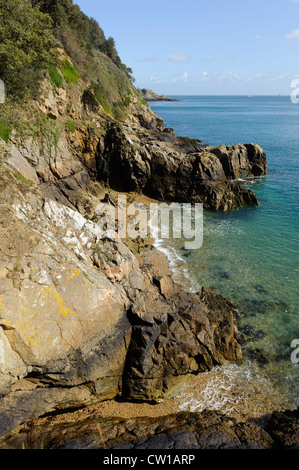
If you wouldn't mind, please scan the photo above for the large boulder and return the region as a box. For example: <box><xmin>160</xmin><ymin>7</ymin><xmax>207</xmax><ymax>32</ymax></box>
<box><xmin>210</xmin><ymin>143</ymin><xmax>267</xmax><ymax>179</ymax></box>
<box><xmin>96</xmin><ymin>123</ymin><xmax>266</xmax><ymax>211</ymax></box>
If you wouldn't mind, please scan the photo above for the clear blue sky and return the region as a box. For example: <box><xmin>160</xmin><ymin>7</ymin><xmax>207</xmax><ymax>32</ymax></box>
<box><xmin>75</xmin><ymin>0</ymin><xmax>299</xmax><ymax>95</ymax></box>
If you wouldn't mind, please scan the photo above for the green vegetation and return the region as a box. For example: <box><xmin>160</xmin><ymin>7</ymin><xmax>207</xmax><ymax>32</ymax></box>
<box><xmin>0</xmin><ymin>0</ymin><xmax>144</xmax><ymax>143</ymax></box>
<box><xmin>124</xmin><ymin>96</ymin><xmax>131</xmax><ymax>108</ymax></box>
<box><xmin>0</xmin><ymin>0</ymin><xmax>57</xmax><ymax>100</ymax></box>
<box><xmin>0</xmin><ymin>120</ymin><xmax>11</xmax><ymax>143</ymax></box>
<box><xmin>112</xmin><ymin>102</ymin><xmax>126</xmax><ymax>122</ymax></box>
<box><xmin>61</xmin><ymin>59</ymin><xmax>80</xmax><ymax>84</ymax></box>
<box><xmin>0</xmin><ymin>0</ymin><xmax>134</xmax><ymax>103</ymax></box>
<box><xmin>92</xmin><ymin>83</ymin><xmax>112</xmax><ymax>114</ymax></box>
<box><xmin>65</xmin><ymin>119</ymin><xmax>75</xmax><ymax>133</ymax></box>
<box><xmin>32</xmin><ymin>0</ymin><xmax>134</xmax><ymax>82</ymax></box>
<box><xmin>82</xmin><ymin>83</ymin><xmax>112</xmax><ymax>115</ymax></box>
<box><xmin>2</xmin><ymin>103</ymin><xmax>62</xmax><ymax>147</ymax></box>
<box><xmin>49</xmin><ymin>65</ymin><xmax>63</xmax><ymax>87</ymax></box>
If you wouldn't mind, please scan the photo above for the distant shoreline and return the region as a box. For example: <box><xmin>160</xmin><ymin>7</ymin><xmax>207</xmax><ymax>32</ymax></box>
<box><xmin>138</xmin><ymin>88</ymin><xmax>180</xmax><ymax>102</ymax></box>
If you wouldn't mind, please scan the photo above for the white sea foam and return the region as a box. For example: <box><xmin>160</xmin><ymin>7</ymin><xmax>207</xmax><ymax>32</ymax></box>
<box><xmin>176</xmin><ymin>361</ymin><xmax>293</xmax><ymax>419</ymax></box>
<box><xmin>148</xmin><ymin>212</ymin><xmax>200</xmax><ymax>293</ymax></box>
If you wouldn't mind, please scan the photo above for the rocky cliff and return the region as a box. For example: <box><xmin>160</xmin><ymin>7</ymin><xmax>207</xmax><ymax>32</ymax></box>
<box><xmin>0</xmin><ymin>0</ymin><xmax>268</xmax><ymax>442</ymax></box>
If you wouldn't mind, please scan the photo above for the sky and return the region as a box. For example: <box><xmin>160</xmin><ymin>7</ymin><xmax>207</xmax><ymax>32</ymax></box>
<box><xmin>75</xmin><ymin>0</ymin><xmax>299</xmax><ymax>95</ymax></box>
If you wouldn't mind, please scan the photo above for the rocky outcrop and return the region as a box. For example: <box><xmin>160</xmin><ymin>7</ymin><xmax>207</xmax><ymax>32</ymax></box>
<box><xmin>0</xmin><ymin>170</ymin><xmax>242</xmax><ymax>437</ymax></box>
<box><xmin>0</xmin><ymin>79</ymin><xmax>267</xmax><ymax>436</ymax></box>
<box><xmin>122</xmin><ymin>269</ymin><xmax>242</xmax><ymax>401</ymax></box>
<box><xmin>3</xmin><ymin>408</ymin><xmax>299</xmax><ymax>449</ymax></box>
<box><xmin>210</xmin><ymin>143</ymin><xmax>268</xmax><ymax>179</ymax></box>
<box><xmin>97</xmin><ymin>122</ymin><xmax>266</xmax><ymax>211</ymax></box>
<box><xmin>0</xmin><ymin>35</ymin><xmax>268</xmax><ymax>439</ymax></box>
<box><xmin>138</xmin><ymin>88</ymin><xmax>180</xmax><ymax>102</ymax></box>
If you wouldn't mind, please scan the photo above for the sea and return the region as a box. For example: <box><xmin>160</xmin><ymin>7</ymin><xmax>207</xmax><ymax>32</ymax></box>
<box><xmin>149</xmin><ymin>96</ymin><xmax>299</xmax><ymax>419</ymax></box>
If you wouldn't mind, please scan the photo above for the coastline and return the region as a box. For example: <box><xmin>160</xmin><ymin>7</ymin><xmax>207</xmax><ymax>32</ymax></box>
<box><xmin>1</xmin><ymin>197</ymin><xmax>294</xmax><ymax>447</ymax></box>
<box><xmin>0</xmin><ymin>143</ymin><xmax>297</xmax><ymax>449</ymax></box>
<box><xmin>1</xmin><ymin>0</ymin><xmax>299</xmax><ymax>451</ymax></box>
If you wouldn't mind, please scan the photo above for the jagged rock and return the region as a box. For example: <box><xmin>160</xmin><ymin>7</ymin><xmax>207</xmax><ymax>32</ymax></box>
<box><xmin>97</xmin><ymin>123</ymin><xmax>266</xmax><ymax>211</ymax></box>
<box><xmin>266</xmin><ymin>409</ymin><xmax>299</xmax><ymax>448</ymax></box>
<box><xmin>6</xmin><ymin>408</ymin><xmax>299</xmax><ymax>450</ymax></box>
<box><xmin>2</xmin><ymin>144</ymin><xmax>39</xmax><ymax>184</ymax></box>
<box><xmin>210</xmin><ymin>143</ymin><xmax>267</xmax><ymax>179</ymax></box>
<box><xmin>0</xmin><ymin>184</ymin><xmax>242</xmax><ymax>436</ymax></box>
<box><xmin>0</xmin><ymin>1</ymin><xmax>272</xmax><ymax>444</ymax></box>
<box><xmin>122</xmin><ymin>284</ymin><xmax>242</xmax><ymax>402</ymax></box>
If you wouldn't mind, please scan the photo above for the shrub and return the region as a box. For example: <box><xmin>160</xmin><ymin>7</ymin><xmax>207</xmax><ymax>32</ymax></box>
<box><xmin>0</xmin><ymin>0</ymin><xmax>57</xmax><ymax>100</ymax></box>
<box><xmin>82</xmin><ymin>89</ymin><xmax>99</xmax><ymax>111</ymax></box>
<box><xmin>49</xmin><ymin>65</ymin><xmax>63</xmax><ymax>87</ymax></box>
<box><xmin>112</xmin><ymin>102</ymin><xmax>126</xmax><ymax>121</ymax></box>
<box><xmin>66</xmin><ymin>119</ymin><xmax>75</xmax><ymax>133</ymax></box>
<box><xmin>62</xmin><ymin>59</ymin><xmax>80</xmax><ymax>84</ymax></box>
<box><xmin>124</xmin><ymin>96</ymin><xmax>131</xmax><ymax>107</ymax></box>
<box><xmin>93</xmin><ymin>84</ymin><xmax>112</xmax><ymax>114</ymax></box>
<box><xmin>0</xmin><ymin>120</ymin><xmax>11</xmax><ymax>143</ymax></box>
<box><xmin>81</xmin><ymin>83</ymin><xmax>112</xmax><ymax>115</ymax></box>
<box><xmin>33</xmin><ymin>1</ymin><xmax>134</xmax><ymax>81</ymax></box>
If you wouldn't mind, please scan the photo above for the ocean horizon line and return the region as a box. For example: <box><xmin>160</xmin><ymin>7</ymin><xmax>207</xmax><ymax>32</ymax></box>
<box><xmin>153</xmin><ymin>94</ymin><xmax>289</xmax><ymax>97</ymax></box>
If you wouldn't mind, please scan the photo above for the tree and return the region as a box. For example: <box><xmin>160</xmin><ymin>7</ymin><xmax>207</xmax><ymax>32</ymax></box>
<box><xmin>88</xmin><ymin>17</ymin><xmax>105</xmax><ymax>49</ymax></box>
<box><xmin>0</xmin><ymin>0</ymin><xmax>57</xmax><ymax>100</ymax></box>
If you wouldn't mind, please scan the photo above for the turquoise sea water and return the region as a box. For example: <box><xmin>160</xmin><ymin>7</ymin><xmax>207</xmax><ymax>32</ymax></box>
<box><xmin>150</xmin><ymin>96</ymin><xmax>299</xmax><ymax>412</ymax></box>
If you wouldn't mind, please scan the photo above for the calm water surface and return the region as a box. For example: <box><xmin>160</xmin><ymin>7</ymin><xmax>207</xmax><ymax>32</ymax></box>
<box><xmin>149</xmin><ymin>96</ymin><xmax>299</xmax><ymax>415</ymax></box>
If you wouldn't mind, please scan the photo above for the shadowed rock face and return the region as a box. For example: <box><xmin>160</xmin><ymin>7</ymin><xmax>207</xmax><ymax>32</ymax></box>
<box><xmin>97</xmin><ymin>123</ymin><xmax>267</xmax><ymax>211</ymax></box>
<box><xmin>122</xmin><ymin>286</ymin><xmax>242</xmax><ymax>402</ymax></box>
<box><xmin>2</xmin><ymin>408</ymin><xmax>299</xmax><ymax>450</ymax></box>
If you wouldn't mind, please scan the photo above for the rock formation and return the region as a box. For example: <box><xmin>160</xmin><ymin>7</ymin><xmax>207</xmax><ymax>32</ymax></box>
<box><xmin>2</xmin><ymin>408</ymin><xmax>299</xmax><ymax>450</ymax></box>
<box><xmin>97</xmin><ymin>122</ymin><xmax>267</xmax><ymax>211</ymax></box>
<box><xmin>0</xmin><ymin>55</ymin><xmax>267</xmax><ymax>439</ymax></box>
<box><xmin>137</xmin><ymin>88</ymin><xmax>180</xmax><ymax>102</ymax></box>
<box><xmin>0</xmin><ymin>173</ymin><xmax>242</xmax><ymax>436</ymax></box>
<box><xmin>0</xmin><ymin>0</ymin><xmax>268</xmax><ymax>443</ymax></box>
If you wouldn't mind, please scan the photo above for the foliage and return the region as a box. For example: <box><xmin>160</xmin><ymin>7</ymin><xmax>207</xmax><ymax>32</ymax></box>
<box><xmin>82</xmin><ymin>83</ymin><xmax>112</xmax><ymax>115</ymax></box>
<box><xmin>31</xmin><ymin>0</ymin><xmax>134</xmax><ymax>81</ymax></box>
<box><xmin>66</xmin><ymin>119</ymin><xmax>75</xmax><ymax>133</ymax></box>
<box><xmin>112</xmin><ymin>101</ymin><xmax>126</xmax><ymax>121</ymax></box>
<box><xmin>81</xmin><ymin>88</ymin><xmax>99</xmax><ymax>112</ymax></box>
<box><xmin>124</xmin><ymin>96</ymin><xmax>131</xmax><ymax>108</ymax></box>
<box><xmin>49</xmin><ymin>65</ymin><xmax>63</xmax><ymax>87</ymax></box>
<box><xmin>0</xmin><ymin>120</ymin><xmax>11</xmax><ymax>142</ymax></box>
<box><xmin>0</xmin><ymin>0</ymin><xmax>57</xmax><ymax>100</ymax></box>
<box><xmin>61</xmin><ymin>59</ymin><xmax>80</xmax><ymax>84</ymax></box>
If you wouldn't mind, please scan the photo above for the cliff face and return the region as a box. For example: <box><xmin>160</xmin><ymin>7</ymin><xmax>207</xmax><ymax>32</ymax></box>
<box><xmin>0</xmin><ymin>171</ymin><xmax>243</xmax><ymax>436</ymax></box>
<box><xmin>0</xmin><ymin>1</ymin><xmax>267</xmax><ymax>439</ymax></box>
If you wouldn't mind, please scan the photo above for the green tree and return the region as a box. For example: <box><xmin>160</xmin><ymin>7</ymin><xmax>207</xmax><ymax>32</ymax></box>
<box><xmin>0</xmin><ymin>0</ymin><xmax>57</xmax><ymax>100</ymax></box>
<box><xmin>32</xmin><ymin>0</ymin><xmax>134</xmax><ymax>82</ymax></box>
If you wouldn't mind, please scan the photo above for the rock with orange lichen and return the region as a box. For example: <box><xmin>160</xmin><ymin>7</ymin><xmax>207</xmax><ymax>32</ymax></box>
<box><xmin>0</xmin><ymin>177</ymin><xmax>241</xmax><ymax>438</ymax></box>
